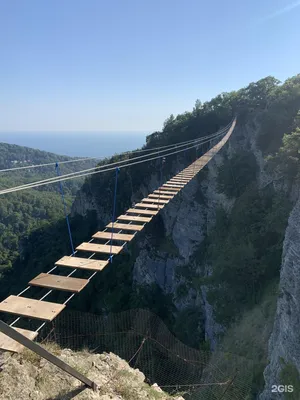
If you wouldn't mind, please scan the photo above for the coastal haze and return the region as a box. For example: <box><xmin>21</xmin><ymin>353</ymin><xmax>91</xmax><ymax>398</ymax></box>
<box><xmin>0</xmin><ymin>131</ymin><xmax>149</xmax><ymax>158</ymax></box>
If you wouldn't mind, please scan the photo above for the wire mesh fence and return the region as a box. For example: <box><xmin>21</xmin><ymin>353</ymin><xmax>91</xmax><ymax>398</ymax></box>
<box><xmin>39</xmin><ymin>308</ymin><xmax>253</xmax><ymax>399</ymax></box>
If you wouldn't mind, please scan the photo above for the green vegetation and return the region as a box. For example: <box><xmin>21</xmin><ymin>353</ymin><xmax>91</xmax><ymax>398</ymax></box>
<box><xmin>0</xmin><ymin>142</ymin><xmax>96</xmax><ymax>274</ymax></box>
<box><xmin>266</xmin><ymin>114</ymin><xmax>300</xmax><ymax>184</ymax></box>
<box><xmin>280</xmin><ymin>359</ymin><xmax>300</xmax><ymax>399</ymax></box>
<box><xmin>217</xmin><ymin>151</ymin><xmax>258</xmax><ymax>198</ymax></box>
<box><xmin>205</xmin><ymin>185</ymin><xmax>291</xmax><ymax>325</ymax></box>
<box><xmin>257</xmin><ymin>76</ymin><xmax>300</xmax><ymax>154</ymax></box>
<box><xmin>216</xmin><ymin>280</ymin><xmax>279</xmax><ymax>398</ymax></box>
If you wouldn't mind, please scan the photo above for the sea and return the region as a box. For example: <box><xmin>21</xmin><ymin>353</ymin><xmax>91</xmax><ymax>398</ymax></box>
<box><xmin>0</xmin><ymin>131</ymin><xmax>150</xmax><ymax>158</ymax></box>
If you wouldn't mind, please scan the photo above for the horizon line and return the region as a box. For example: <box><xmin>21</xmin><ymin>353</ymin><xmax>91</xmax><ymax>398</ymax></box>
<box><xmin>0</xmin><ymin>130</ymin><xmax>153</xmax><ymax>133</ymax></box>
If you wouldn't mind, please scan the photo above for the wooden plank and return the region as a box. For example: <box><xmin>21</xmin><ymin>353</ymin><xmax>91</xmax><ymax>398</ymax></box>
<box><xmin>166</xmin><ymin>180</ymin><xmax>186</xmax><ymax>184</ymax></box>
<box><xmin>177</xmin><ymin>173</ymin><xmax>193</xmax><ymax>177</ymax></box>
<box><xmin>159</xmin><ymin>186</ymin><xmax>180</xmax><ymax>192</ymax></box>
<box><xmin>106</xmin><ymin>222</ymin><xmax>144</xmax><ymax>231</ymax></box>
<box><xmin>0</xmin><ymin>295</ymin><xmax>65</xmax><ymax>321</ymax></box>
<box><xmin>142</xmin><ymin>198</ymin><xmax>169</xmax><ymax>204</ymax></box>
<box><xmin>148</xmin><ymin>194</ymin><xmax>173</xmax><ymax>199</ymax></box>
<box><xmin>169</xmin><ymin>179</ymin><xmax>189</xmax><ymax>183</ymax></box>
<box><xmin>117</xmin><ymin>215</ymin><xmax>152</xmax><ymax>223</ymax></box>
<box><xmin>135</xmin><ymin>203</ymin><xmax>164</xmax><ymax>210</ymax></box>
<box><xmin>0</xmin><ymin>320</ymin><xmax>98</xmax><ymax>391</ymax></box>
<box><xmin>56</xmin><ymin>256</ymin><xmax>108</xmax><ymax>271</ymax></box>
<box><xmin>0</xmin><ymin>327</ymin><xmax>38</xmax><ymax>353</ymax></box>
<box><xmin>28</xmin><ymin>273</ymin><xmax>89</xmax><ymax>293</ymax></box>
<box><xmin>93</xmin><ymin>231</ymin><xmax>135</xmax><ymax>241</ymax></box>
<box><xmin>170</xmin><ymin>178</ymin><xmax>190</xmax><ymax>182</ymax></box>
<box><xmin>154</xmin><ymin>190</ymin><xmax>178</xmax><ymax>196</ymax></box>
<box><xmin>76</xmin><ymin>242</ymin><xmax>122</xmax><ymax>255</ymax></box>
<box><xmin>164</xmin><ymin>183</ymin><xmax>185</xmax><ymax>188</ymax></box>
<box><xmin>127</xmin><ymin>208</ymin><xmax>158</xmax><ymax>216</ymax></box>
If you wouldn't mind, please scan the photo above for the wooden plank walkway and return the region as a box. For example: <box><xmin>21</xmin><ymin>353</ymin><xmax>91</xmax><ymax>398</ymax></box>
<box><xmin>117</xmin><ymin>215</ymin><xmax>152</xmax><ymax>223</ymax></box>
<box><xmin>0</xmin><ymin>327</ymin><xmax>38</xmax><ymax>353</ymax></box>
<box><xmin>29</xmin><ymin>273</ymin><xmax>89</xmax><ymax>293</ymax></box>
<box><xmin>135</xmin><ymin>202</ymin><xmax>164</xmax><ymax>209</ymax></box>
<box><xmin>92</xmin><ymin>231</ymin><xmax>135</xmax><ymax>241</ymax></box>
<box><xmin>148</xmin><ymin>194</ymin><xmax>174</xmax><ymax>199</ymax></box>
<box><xmin>55</xmin><ymin>256</ymin><xmax>108</xmax><ymax>271</ymax></box>
<box><xmin>106</xmin><ymin>222</ymin><xmax>144</xmax><ymax>231</ymax></box>
<box><xmin>0</xmin><ymin>119</ymin><xmax>236</xmax><ymax>352</ymax></box>
<box><xmin>153</xmin><ymin>190</ymin><xmax>178</xmax><ymax>196</ymax></box>
<box><xmin>0</xmin><ymin>296</ymin><xmax>65</xmax><ymax>321</ymax></box>
<box><xmin>142</xmin><ymin>198</ymin><xmax>169</xmax><ymax>204</ymax></box>
<box><xmin>76</xmin><ymin>243</ymin><xmax>123</xmax><ymax>255</ymax></box>
<box><xmin>126</xmin><ymin>208</ymin><xmax>158</xmax><ymax>216</ymax></box>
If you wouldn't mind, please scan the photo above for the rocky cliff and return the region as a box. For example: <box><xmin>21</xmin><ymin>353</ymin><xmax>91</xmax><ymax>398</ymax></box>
<box><xmin>259</xmin><ymin>193</ymin><xmax>300</xmax><ymax>399</ymax></box>
<box><xmin>0</xmin><ymin>346</ymin><xmax>183</xmax><ymax>400</ymax></box>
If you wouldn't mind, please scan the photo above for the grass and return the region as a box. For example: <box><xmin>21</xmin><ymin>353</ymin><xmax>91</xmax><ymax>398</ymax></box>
<box><xmin>113</xmin><ymin>370</ymin><xmax>169</xmax><ymax>399</ymax></box>
<box><xmin>43</xmin><ymin>341</ymin><xmax>62</xmax><ymax>355</ymax></box>
<box><xmin>21</xmin><ymin>348</ymin><xmax>41</xmax><ymax>366</ymax></box>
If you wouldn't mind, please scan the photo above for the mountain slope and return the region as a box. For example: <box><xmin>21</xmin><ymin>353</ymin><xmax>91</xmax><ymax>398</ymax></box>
<box><xmin>0</xmin><ymin>143</ymin><xmax>97</xmax><ymax>272</ymax></box>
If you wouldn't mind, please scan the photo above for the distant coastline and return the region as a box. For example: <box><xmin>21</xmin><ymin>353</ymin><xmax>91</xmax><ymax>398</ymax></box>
<box><xmin>0</xmin><ymin>131</ymin><xmax>149</xmax><ymax>158</ymax></box>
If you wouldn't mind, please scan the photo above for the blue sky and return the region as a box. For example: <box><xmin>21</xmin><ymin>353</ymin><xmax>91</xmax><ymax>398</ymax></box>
<box><xmin>0</xmin><ymin>0</ymin><xmax>299</xmax><ymax>132</ymax></box>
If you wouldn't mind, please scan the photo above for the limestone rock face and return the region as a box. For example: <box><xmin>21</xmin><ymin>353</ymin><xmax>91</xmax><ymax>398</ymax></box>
<box><xmin>0</xmin><ymin>347</ymin><xmax>177</xmax><ymax>400</ymax></box>
<box><xmin>259</xmin><ymin>195</ymin><xmax>300</xmax><ymax>399</ymax></box>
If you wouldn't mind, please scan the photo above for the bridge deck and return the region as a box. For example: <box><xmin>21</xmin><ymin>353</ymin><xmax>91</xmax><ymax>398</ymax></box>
<box><xmin>76</xmin><ymin>242</ymin><xmax>123</xmax><ymax>255</ymax></box>
<box><xmin>0</xmin><ymin>328</ymin><xmax>38</xmax><ymax>353</ymax></box>
<box><xmin>135</xmin><ymin>203</ymin><xmax>164</xmax><ymax>209</ymax></box>
<box><xmin>126</xmin><ymin>208</ymin><xmax>158</xmax><ymax>216</ymax></box>
<box><xmin>55</xmin><ymin>256</ymin><xmax>108</xmax><ymax>270</ymax></box>
<box><xmin>142</xmin><ymin>198</ymin><xmax>169</xmax><ymax>204</ymax></box>
<box><xmin>0</xmin><ymin>296</ymin><xmax>65</xmax><ymax>321</ymax></box>
<box><xmin>148</xmin><ymin>194</ymin><xmax>174</xmax><ymax>199</ymax></box>
<box><xmin>158</xmin><ymin>186</ymin><xmax>180</xmax><ymax>192</ymax></box>
<box><xmin>92</xmin><ymin>231</ymin><xmax>135</xmax><ymax>241</ymax></box>
<box><xmin>163</xmin><ymin>183</ymin><xmax>185</xmax><ymax>188</ymax></box>
<box><xmin>106</xmin><ymin>222</ymin><xmax>144</xmax><ymax>231</ymax></box>
<box><xmin>117</xmin><ymin>215</ymin><xmax>152</xmax><ymax>223</ymax></box>
<box><xmin>153</xmin><ymin>190</ymin><xmax>178</xmax><ymax>196</ymax></box>
<box><xmin>29</xmin><ymin>273</ymin><xmax>89</xmax><ymax>293</ymax></box>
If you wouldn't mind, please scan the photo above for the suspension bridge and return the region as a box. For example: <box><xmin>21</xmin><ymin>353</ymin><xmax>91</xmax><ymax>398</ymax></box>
<box><xmin>0</xmin><ymin>118</ymin><xmax>236</xmax><ymax>355</ymax></box>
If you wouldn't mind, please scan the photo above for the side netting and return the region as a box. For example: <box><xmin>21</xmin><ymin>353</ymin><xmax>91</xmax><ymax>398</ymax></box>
<box><xmin>39</xmin><ymin>308</ymin><xmax>253</xmax><ymax>399</ymax></box>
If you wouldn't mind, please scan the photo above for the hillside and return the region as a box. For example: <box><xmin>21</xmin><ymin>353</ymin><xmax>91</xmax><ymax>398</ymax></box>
<box><xmin>0</xmin><ymin>74</ymin><xmax>300</xmax><ymax>398</ymax></box>
<box><xmin>0</xmin><ymin>143</ymin><xmax>97</xmax><ymax>272</ymax></box>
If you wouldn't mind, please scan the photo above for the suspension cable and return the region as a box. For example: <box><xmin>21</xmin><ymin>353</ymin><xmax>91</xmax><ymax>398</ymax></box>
<box><xmin>0</xmin><ymin>120</ymin><xmax>232</xmax><ymax>174</ymax></box>
<box><xmin>0</xmin><ymin>127</ymin><xmax>230</xmax><ymax>196</ymax></box>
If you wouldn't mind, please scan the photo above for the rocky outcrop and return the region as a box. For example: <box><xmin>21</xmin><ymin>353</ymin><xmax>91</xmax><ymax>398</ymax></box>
<box><xmin>259</xmin><ymin>194</ymin><xmax>300</xmax><ymax>399</ymax></box>
<box><xmin>0</xmin><ymin>346</ymin><xmax>183</xmax><ymax>400</ymax></box>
